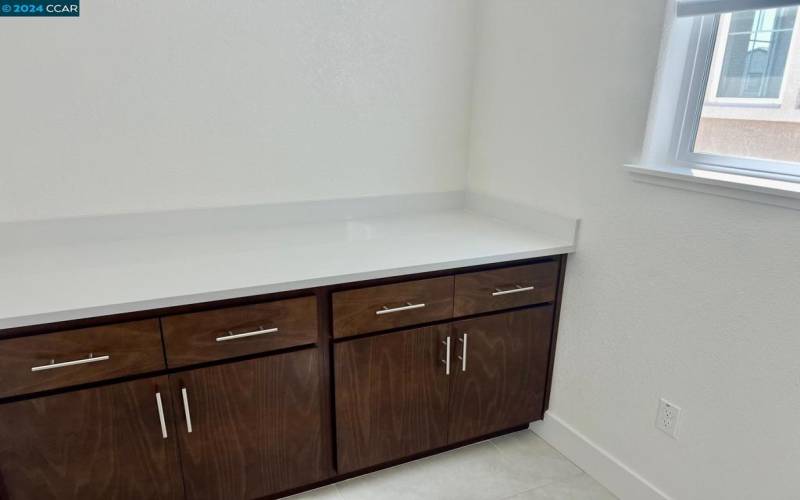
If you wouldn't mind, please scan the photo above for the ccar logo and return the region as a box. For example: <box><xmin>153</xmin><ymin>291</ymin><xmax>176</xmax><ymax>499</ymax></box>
<box><xmin>0</xmin><ymin>0</ymin><xmax>79</xmax><ymax>16</ymax></box>
<box><xmin>46</xmin><ymin>3</ymin><xmax>78</xmax><ymax>14</ymax></box>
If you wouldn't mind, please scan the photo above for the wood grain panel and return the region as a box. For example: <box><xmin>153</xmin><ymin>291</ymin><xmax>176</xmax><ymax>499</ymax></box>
<box><xmin>334</xmin><ymin>325</ymin><xmax>451</xmax><ymax>473</ymax></box>
<box><xmin>453</xmin><ymin>262</ymin><xmax>559</xmax><ymax>317</ymax></box>
<box><xmin>0</xmin><ymin>319</ymin><xmax>164</xmax><ymax>399</ymax></box>
<box><xmin>447</xmin><ymin>307</ymin><xmax>553</xmax><ymax>444</ymax></box>
<box><xmin>332</xmin><ymin>277</ymin><xmax>454</xmax><ymax>339</ymax></box>
<box><xmin>162</xmin><ymin>297</ymin><xmax>317</xmax><ymax>367</ymax></box>
<box><xmin>171</xmin><ymin>348</ymin><xmax>328</xmax><ymax>500</ymax></box>
<box><xmin>0</xmin><ymin>376</ymin><xmax>183</xmax><ymax>500</ymax></box>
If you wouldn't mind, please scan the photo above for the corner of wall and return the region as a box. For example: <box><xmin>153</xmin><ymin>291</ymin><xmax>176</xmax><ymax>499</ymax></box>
<box><xmin>531</xmin><ymin>413</ymin><xmax>673</xmax><ymax>500</ymax></box>
<box><xmin>463</xmin><ymin>0</ymin><xmax>488</xmax><ymax>193</ymax></box>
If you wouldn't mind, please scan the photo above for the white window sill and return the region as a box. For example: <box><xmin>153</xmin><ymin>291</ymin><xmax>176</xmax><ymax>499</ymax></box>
<box><xmin>625</xmin><ymin>163</ymin><xmax>800</xmax><ymax>210</ymax></box>
<box><xmin>703</xmin><ymin>99</ymin><xmax>782</xmax><ymax>109</ymax></box>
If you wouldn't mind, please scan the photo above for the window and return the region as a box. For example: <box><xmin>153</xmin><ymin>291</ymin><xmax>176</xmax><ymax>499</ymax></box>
<box><xmin>691</xmin><ymin>6</ymin><xmax>800</xmax><ymax>167</ymax></box>
<box><xmin>717</xmin><ymin>8</ymin><xmax>797</xmax><ymax>99</ymax></box>
<box><xmin>634</xmin><ymin>1</ymin><xmax>800</xmax><ymax>199</ymax></box>
<box><xmin>672</xmin><ymin>0</ymin><xmax>800</xmax><ymax>182</ymax></box>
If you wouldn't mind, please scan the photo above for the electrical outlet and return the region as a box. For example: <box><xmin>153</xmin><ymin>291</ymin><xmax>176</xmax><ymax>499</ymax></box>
<box><xmin>656</xmin><ymin>398</ymin><xmax>681</xmax><ymax>438</ymax></box>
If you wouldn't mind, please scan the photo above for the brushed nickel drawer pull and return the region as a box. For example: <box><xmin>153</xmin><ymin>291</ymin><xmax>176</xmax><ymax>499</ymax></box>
<box><xmin>441</xmin><ymin>337</ymin><xmax>451</xmax><ymax>375</ymax></box>
<box><xmin>376</xmin><ymin>302</ymin><xmax>426</xmax><ymax>316</ymax></box>
<box><xmin>491</xmin><ymin>285</ymin><xmax>535</xmax><ymax>297</ymax></box>
<box><xmin>181</xmin><ymin>387</ymin><xmax>193</xmax><ymax>434</ymax></box>
<box><xmin>155</xmin><ymin>392</ymin><xmax>168</xmax><ymax>439</ymax></box>
<box><xmin>216</xmin><ymin>327</ymin><xmax>278</xmax><ymax>342</ymax></box>
<box><xmin>31</xmin><ymin>353</ymin><xmax>110</xmax><ymax>372</ymax></box>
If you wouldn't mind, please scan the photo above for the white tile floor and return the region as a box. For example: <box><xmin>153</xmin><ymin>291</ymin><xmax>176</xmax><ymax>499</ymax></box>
<box><xmin>286</xmin><ymin>430</ymin><xmax>616</xmax><ymax>500</ymax></box>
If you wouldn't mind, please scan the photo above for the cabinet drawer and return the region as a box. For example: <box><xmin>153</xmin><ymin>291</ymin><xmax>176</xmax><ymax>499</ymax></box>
<box><xmin>332</xmin><ymin>276</ymin><xmax>454</xmax><ymax>339</ymax></box>
<box><xmin>0</xmin><ymin>319</ymin><xmax>164</xmax><ymax>399</ymax></box>
<box><xmin>454</xmin><ymin>262</ymin><xmax>559</xmax><ymax>317</ymax></box>
<box><xmin>162</xmin><ymin>296</ymin><xmax>318</xmax><ymax>367</ymax></box>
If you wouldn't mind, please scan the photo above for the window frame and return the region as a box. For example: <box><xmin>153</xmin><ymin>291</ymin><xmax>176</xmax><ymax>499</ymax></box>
<box><xmin>671</xmin><ymin>10</ymin><xmax>800</xmax><ymax>182</ymax></box>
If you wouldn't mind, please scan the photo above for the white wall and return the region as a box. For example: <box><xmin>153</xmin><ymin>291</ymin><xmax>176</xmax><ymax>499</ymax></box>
<box><xmin>0</xmin><ymin>0</ymin><xmax>476</xmax><ymax>222</ymax></box>
<box><xmin>468</xmin><ymin>1</ymin><xmax>800</xmax><ymax>499</ymax></box>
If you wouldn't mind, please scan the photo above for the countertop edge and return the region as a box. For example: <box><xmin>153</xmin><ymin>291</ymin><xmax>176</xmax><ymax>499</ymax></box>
<box><xmin>0</xmin><ymin>245</ymin><xmax>574</xmax><ymax>331</ymax></box>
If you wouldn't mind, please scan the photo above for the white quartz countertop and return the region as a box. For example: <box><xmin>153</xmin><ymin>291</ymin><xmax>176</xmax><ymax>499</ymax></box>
<box><xmin>0</xmin><ymin>197</ymin><xmax>577</xmax><ymax>330</ymax></box>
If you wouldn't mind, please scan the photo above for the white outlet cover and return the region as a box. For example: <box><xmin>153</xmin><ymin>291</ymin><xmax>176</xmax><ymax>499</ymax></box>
<box><xmin>656</xmin><ymin>398</ymin><xmax>681</xmax><ymax>438</ymax></box>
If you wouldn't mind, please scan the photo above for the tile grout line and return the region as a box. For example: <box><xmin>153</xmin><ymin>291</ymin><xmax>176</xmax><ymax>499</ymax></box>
<box><xmin>526</xmin><ymin>428</ymin><xmax>589</xmax><ymax>476</ymax></box>
<box><xmin>327</xmin><ymin>431</ymin><xmax>604</xmax><ymax>500</ymax></box>
<box><xmin>490</xmin><ymin>431</ymin><xmax>600</xmax><ymax>500</ymax></box>
<box><xmin>502</xmin><ymin>477</ymin><xmax>572</xmax><ymax>500</ymax></box>
<box><xmin>489</xmin><ymin>433</ymin><xmax>563</xmax><ymax>500</ymax></box>
<box><xmin>333</xmin><ymin>482</ymin><xmax>345</xmax><ymax>499</ymax></box>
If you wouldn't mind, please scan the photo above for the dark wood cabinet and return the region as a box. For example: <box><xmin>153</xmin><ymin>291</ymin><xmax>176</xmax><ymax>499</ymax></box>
<box><xmin>0</xmin><ymin>376</ymin><xmax>183</xmax><ymax>500</ymax></box>
<box><xmin>0</xmin><ymin>256</ymin><xmax>565</xmax><ymax>499</ymax></box>
<box><xmin>334</xmin><ymin>324</ymin><xmax>451</xmax><ymax>473</ymax></box>
<box><xmin>447</xmin><ymin>307</ymin><xmax>554</xmax><ymax>443</ymax></box>
<box><xmin>334</xmin><ymin>306</ymin><xmax>555</xmax><ymax>472</ymax></box>
<box><xmin>169</xmin><ymin>348</ymin><xmax>329</xmax><ymax>500</ymax></box>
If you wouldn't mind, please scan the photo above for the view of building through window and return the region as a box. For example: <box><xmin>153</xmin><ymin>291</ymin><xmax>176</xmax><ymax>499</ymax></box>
<box><xmin>695</xmin><ymin>7</ymin><xmax>800</xmax><ymax>165</ymax></box>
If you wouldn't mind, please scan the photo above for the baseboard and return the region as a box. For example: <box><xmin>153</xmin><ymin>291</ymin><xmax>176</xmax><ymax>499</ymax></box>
<box><xmin>531</xmin><ymin>412</ymin><xmax>672</xmax><ymax>500</ymax></box>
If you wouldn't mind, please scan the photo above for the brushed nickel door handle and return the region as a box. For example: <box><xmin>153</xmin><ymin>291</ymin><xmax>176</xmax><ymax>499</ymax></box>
<box><xmin>457</xmin><ymin>333</ymin><xmax>468</xmax><ymax>372</ymax></box>
<box><xmin>181</xmin><ymin>387</ymin><xmax>193</xmax><ymax>434</ymax></box>
<box><xmin>441</xmin><ymin>336</ymin><xmax>451</xmax><ymax>375</ymax></box>
<box><xmin>155</xmin><ymin>391</ymin><xmax>168</xmax><ymax>439</ymax></box>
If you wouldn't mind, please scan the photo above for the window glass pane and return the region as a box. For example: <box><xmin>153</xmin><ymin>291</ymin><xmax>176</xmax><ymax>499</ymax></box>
<box><xmin>729</xmin><ymin>10</ymin><xmax>756</xmax><ymax>33</ymax></box>
<box><xmin>777</xmin><ymin>6</ymin><xmax>798</xmax><ymax>29</ymax></box>
<box><xmin>717</xmin><ymin>8</ymin><xmax>797</xmax><ymax>98</ymax></box>
<box><xmin>694</xmin><ymin>7</ymin><xmax>800</xmax><ymax>164</ymax></box>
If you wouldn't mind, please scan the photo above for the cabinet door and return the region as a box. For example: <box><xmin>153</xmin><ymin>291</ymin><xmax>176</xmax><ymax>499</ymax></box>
<box><xmin>447</xmin><ymin>307</ymin><xmax>553</xmax><ymax>444</ymax></box>
<box><xmin>334</xmin><ymin>325</ymin><xmax>451</xmax><ymax>474</ymax></box>
<box><xmin>171</xmin><ymin>349</ymin><xmax>328</xmax><ymax>500</ymax></box>
<box><xmin>0</xmin><ymin>376</ymin><xmax>183</xmax><ymax>500</ymax></box>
